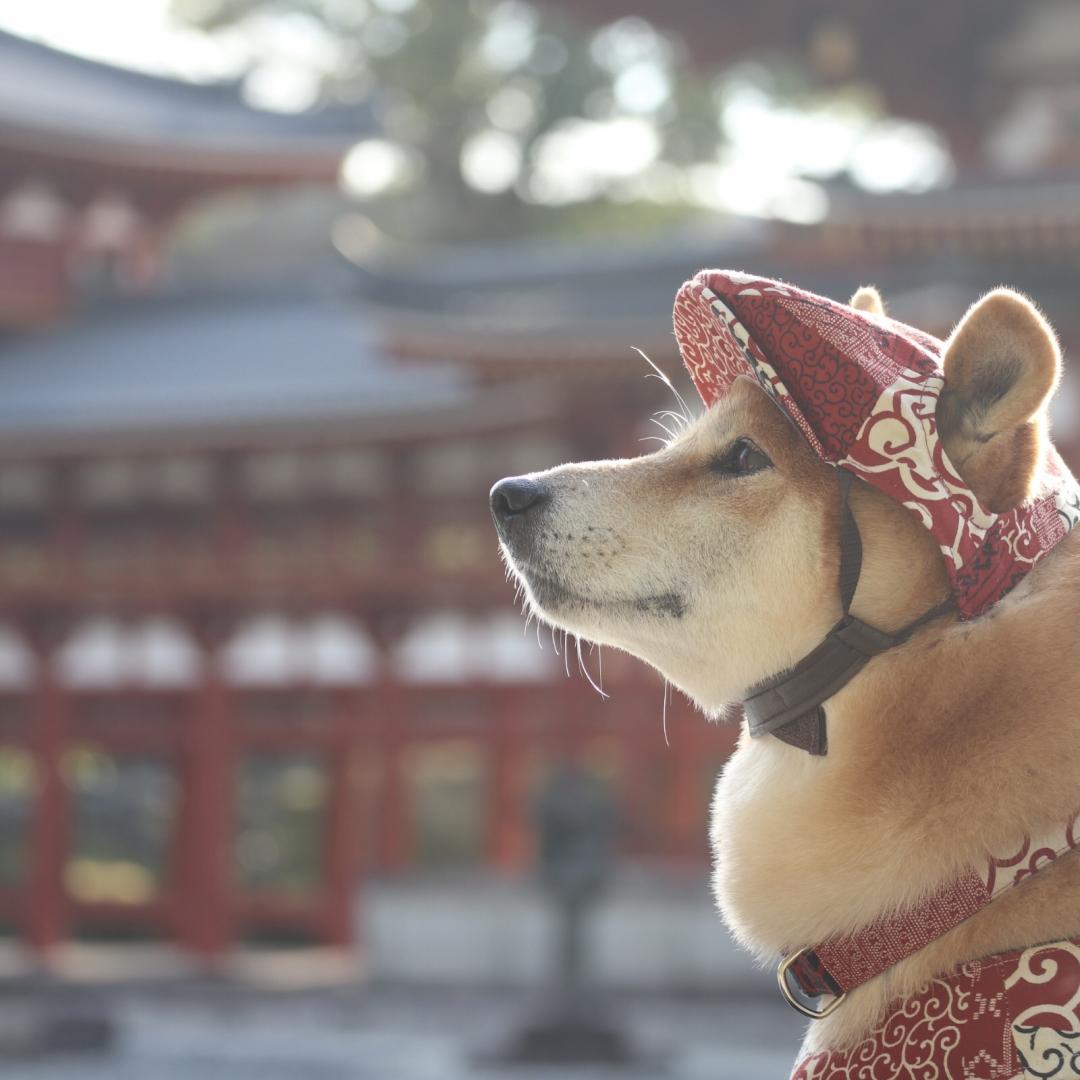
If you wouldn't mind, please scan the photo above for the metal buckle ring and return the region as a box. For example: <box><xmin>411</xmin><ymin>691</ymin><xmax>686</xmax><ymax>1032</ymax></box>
<box><xmin>777</xmin><ymin>949</ymin><xmax>847</xmax><ymax>1019</ymax></box>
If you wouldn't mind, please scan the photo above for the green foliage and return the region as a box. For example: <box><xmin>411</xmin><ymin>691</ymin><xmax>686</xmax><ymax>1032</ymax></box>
<box><xmin>172</xmin><ymin>0</ymin><xmax>719</xmax><ymax>241</ymax></box>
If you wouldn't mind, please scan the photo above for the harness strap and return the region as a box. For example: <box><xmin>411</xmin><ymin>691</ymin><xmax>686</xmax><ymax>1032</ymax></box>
<box><xmin>836</xmin><ymin>468</ymin><xmax>862</xmax><ymax>613</ymax></box>
<box><xmin>779</xmin><ymin>810</ymin><xmax>1080</xmax><ymax>1018</ymax></box>
<box><xmin>743</xmin><ymin>468</ymin><xmax>953</xmax><ymax>755</ymax></box>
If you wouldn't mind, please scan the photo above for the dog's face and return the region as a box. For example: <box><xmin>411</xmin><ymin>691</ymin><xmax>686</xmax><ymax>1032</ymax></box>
<box><xmin>491</xmin><ymin>377</ymin><xmax>848</xmax><ymax>711</ymax></box>
<box><xmin>492</xmin><ymin>286</ymin><xmax>1062</xmax><ymax>719</ymax></box>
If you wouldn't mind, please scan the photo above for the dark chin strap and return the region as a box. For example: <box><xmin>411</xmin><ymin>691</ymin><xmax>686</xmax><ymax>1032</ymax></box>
<box><xmin>742</xmin><ymin>468</ymin><xmax>954</xmax><ymax>756</ymax></box>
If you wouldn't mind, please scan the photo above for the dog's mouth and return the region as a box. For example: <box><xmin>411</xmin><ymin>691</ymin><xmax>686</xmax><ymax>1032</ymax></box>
<box><xmin>508</xmin><ymin>560</ymin><xmax>688</xmax><ymax>621</ymax></box>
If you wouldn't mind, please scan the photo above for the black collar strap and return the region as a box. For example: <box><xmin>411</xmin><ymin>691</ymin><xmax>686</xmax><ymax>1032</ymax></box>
<box><xmin>742</xmin><ymin>469</ymin><xmax>954</xmax><ymax>756</ymax></box>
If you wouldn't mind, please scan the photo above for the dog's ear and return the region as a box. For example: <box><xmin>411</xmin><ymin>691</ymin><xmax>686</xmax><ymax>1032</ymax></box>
<box><xmin>850</xmin><ymin>285</ymin><xmax>884</xmax><ymax>315</ymax></box>
<box><xmin>938</xmin><ymin>289</ymin><xmax>1060</xmax><ymax>512</ymax></box>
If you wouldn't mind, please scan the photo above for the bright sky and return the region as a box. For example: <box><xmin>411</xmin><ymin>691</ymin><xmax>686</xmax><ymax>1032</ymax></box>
<box><xmin>0</xmin><ymin>0</ymin><xmax>248</xmax><ymax>79</ymax></box>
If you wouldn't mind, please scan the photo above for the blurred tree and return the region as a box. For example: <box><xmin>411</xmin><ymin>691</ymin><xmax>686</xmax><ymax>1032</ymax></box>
<box><xmin>171</xmin><ymin>0</ymin><xmax>720</xmax><ymax>242</ymax></box>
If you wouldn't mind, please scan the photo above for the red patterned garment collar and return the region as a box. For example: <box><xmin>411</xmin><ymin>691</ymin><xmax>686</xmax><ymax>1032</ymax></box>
<box><xmin>672</xmin><ymin>271</ymin><xmax>1080</xmax><ymax>619</ymax></box>
<box><xmin>782</xmin><ymin>813</ymin><xmax>1080</xmax><ymax>1077</ymax></box>
<box><xmin>781</xmin><ymin>813</ymin><xmax>1080</xmax><ymax>1017</ymax></box>
<box><xmin>791</xmin><ymin>938</ymin><xmax>1080</xmax><ymax>1080</ymax></box>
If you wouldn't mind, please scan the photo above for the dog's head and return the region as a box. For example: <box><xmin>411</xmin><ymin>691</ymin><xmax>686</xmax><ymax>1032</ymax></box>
<box><xmin>491</xmin><ymin>285</ymin><xmax>1062</xmax><ymax>715</ymax></box>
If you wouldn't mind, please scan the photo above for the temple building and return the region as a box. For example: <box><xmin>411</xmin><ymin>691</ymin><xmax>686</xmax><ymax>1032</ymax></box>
<box><xmin>1</xmin><ymin>4</ymin><xmax>1080</xmax><ymax>981</ymax></box>
<box><xmin>0</xmin><ymin>256</ymin><xmax>736</xmax><ymax>962</ymax></box>
<box><xmin>2</xmin><ymin>204</ymin><xmax>1079</xmax><ymax>968</ymax></box>
<box><xmin>0</xmin><ymin>28</ymin><xmax>737</xmax><ymax>971</ymax></box>
<box><xmin>0</xmin><ymin>29</ymin><xmax>370</xmax><ymax>329</ymax></box>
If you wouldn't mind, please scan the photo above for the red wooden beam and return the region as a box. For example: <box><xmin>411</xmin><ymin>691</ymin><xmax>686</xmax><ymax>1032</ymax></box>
<box><xmin>374</xmin><ymin>679</ymin><xmax>408</xmax><ymax>873</ymax></box>
<box><xmin>25</xmin><ymin>670</ymin><xmax>69</xmax><ymax>954</ymax></box>
<box><xmin>177</xmin><ymin>664</ymin><xmax>233</xmax><ymax>960</ymax></box>
<box><xmin>322</xmin><ymin>700</ymin><xmax>359</xmax><ymax>947</ymax></box>
<box><xmin>489</xmin><ymin>686</ymin><xmax>528</xmax><ymax>872</ymax></box>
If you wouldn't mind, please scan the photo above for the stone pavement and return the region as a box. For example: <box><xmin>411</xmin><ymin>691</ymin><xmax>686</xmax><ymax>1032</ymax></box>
<box><xmin>0</xmin><ymin>978</ymin><xmax>805</xmax><ymax>1080</ymax></box>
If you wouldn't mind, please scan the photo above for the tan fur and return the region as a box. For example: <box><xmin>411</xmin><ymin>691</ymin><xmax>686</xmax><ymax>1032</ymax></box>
<box><xmin>502</xmin><ymin>378</ymin><xmax>847</xmax><ymax>707</ymax></box>
<box><xmin>850</xmin><ymin>285</ymin><xmax>884</xmax><ymax>316</ymax></box>
<box><xmin>938</xmin><ymin>288</ymin><xmax>1060</xmax><ymax>512</ymax></box>
<box><xmin>495</xmin><ymin>288</ymin><xmax>1080</xmax><ymax>1058</ymax></box>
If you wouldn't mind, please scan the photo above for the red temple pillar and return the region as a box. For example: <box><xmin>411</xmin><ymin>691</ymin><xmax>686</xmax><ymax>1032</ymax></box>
<box><xmin>322</xmin><ymin>696</ymin><xmax>358</xmax><ymax>947</ymax></box>
<box><xmin>670</xmin><ymin>702</ymin><xmax>705</xmax><ymax>861</ymax></box>
<box><xmin>25</xmin><ymin>667</ymin><xmax>69</xmax><ymax>956</ymax></box>
<box><xmin>489</xmin><ymin>687</ymin><xmax>527</xmax><ymax>872</ymax></box>
<box><xmin>375</xmin><ymin>680</ymin><xmax>408</xmax><ymax>873</ymax></box>
<box><xmin>177</xmin><ymin>655</ymin><xmax>234</xmax><ymax>960</ymax></box>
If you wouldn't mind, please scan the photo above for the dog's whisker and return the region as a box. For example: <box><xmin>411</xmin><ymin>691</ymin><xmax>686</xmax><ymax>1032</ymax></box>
<box><xmin>657</xmin><ymin>409</ymin><xmax>691</xmax><ymax>433</ymax></box>
<box><xmin>662</xmin><ymin>678</ymin><xmax>671</xmax><ymax>748</ymax></box>
<box><xmin>636</xmin><ymin>347</ymin><xmax>694</xmax><ymax>425</ymax></box>
<box><xmin>576</xmin><ymin>635</ymin><xmax>609</xmax><ymax>699</ymax></box>
<box><xmin>649</xmin><ymin>416</ymin><xmax>679</xmax><ymax>444</ymax></box>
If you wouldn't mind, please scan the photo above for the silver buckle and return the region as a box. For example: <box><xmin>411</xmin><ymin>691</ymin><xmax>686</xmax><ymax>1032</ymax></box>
<box><xmin>777</xmin><ymin>949</ymin><xmax>847</xmax><ymax>1019</ymax></box>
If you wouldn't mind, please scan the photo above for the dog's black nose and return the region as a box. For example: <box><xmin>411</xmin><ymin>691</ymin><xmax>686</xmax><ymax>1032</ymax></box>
<box><xmin>490</xmin><ymin>476</ymin><xmax>548</xmax><ymax>527</ymax></box>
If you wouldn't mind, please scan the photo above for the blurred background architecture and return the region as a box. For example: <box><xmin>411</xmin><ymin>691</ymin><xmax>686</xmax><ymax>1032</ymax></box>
<box><xmin>0</xmin><ymin>0</ymin><xmax>1079</xmax><ymax>1073</ymax></box>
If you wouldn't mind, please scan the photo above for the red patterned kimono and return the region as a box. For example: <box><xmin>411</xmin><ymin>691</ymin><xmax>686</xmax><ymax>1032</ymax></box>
<box><xmin>792</xmin><ymin>940</ymin><xmax>1080</xmax><ymax>1080</ymax></box>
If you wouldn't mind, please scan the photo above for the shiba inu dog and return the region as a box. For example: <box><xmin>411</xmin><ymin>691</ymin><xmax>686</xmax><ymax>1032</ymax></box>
<box><xmin>491</xmin><ymin>272</ymin><xmax>1080</xmax><ymax>1078</ymax></box>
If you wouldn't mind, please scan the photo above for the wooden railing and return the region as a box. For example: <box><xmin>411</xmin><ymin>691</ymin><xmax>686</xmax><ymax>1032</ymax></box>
<box><xmin>0</xmin><ymin>674</ymin><xmax>736</xmax><ymax>959</ymax></box>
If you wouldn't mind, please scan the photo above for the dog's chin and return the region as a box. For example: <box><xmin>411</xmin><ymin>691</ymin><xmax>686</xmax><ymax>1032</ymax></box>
<box><xmin>523</xmin><ymin>569</ymin><xmax>578</xmax><ymax>609</ymax></box>
<box><xmin>525</xmin><ymin>593</ymin><xmax>635</xmax><ymax>659</ymax></box>
<box><xmin>509</xmin><ymin>560</ymin><xmax>688</xmax><ymax>644</ymax></box>
<box><xmin>517</xmin><ymin>568</ymin><xmax>599</xmax><ymax>633</ymax></box>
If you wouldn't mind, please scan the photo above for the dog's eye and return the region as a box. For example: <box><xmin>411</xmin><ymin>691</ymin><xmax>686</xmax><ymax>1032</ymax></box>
<box><xmin>711</xmin><ymin>438</ymin><xmax>772</xmax><ymax>476</ymax></box>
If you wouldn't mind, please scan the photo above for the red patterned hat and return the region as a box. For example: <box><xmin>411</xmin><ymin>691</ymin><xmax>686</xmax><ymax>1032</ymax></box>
<box><xmin>673</xmin><ymin>270</ymin><xmax>1080</xmax><ymax>619</ymax></box>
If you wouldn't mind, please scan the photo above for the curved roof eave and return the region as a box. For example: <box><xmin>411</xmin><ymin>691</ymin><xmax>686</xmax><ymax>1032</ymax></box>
<box><xmin>0</xmin><ymin>292</ymin><xmax>541</xmax><ymax>453</ymax></box>
<box><xmin>0</xmin><ymin>29</ymin><xmax>373</xmax><ymax>179</ymax></box>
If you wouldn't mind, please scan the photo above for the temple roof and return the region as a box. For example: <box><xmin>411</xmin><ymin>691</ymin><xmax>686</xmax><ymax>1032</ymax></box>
<box><xmin>355</xmin><ymin>221</ymin><xmax>770</xmax><ymax>362</ymax></box>
<box><xmin>0</xmin><ymin>288</ymin><xmax>550</xmax><ymax>452</ymax></box>
<box><xmin>822</xmin><ymin>176</ymin><xmax>1080</xmax><ymax>232</ymax></box>
<box><xmin>355</xmin><ymin>178</ymin><xmax>1080</xmax><ymax>368</ymax></box>
<box><xmin>5</xmin><ymin>175</ymin><xmax>1080</xmax><ymax>453</ymax></box>
<box><xmin>0</xmin><ymin>30</ymin><xmax>372</xmax><ymax>181</ymax></box>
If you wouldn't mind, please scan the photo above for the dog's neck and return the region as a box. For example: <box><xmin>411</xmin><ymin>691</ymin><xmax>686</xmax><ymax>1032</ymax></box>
<box><xmin>710</xmin><ymin>528</ymin><xmax>1080</xmax><ymax>1052</ymax></box>
<box><xmin>740</xmin><ymin>478</ymin><xmax>954</xmax><ymax>755</ymax></box>
<box><xmin>843</xmin><ymin>482</ymin><xmax>953</xmax><ymax>634</ymax></box>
